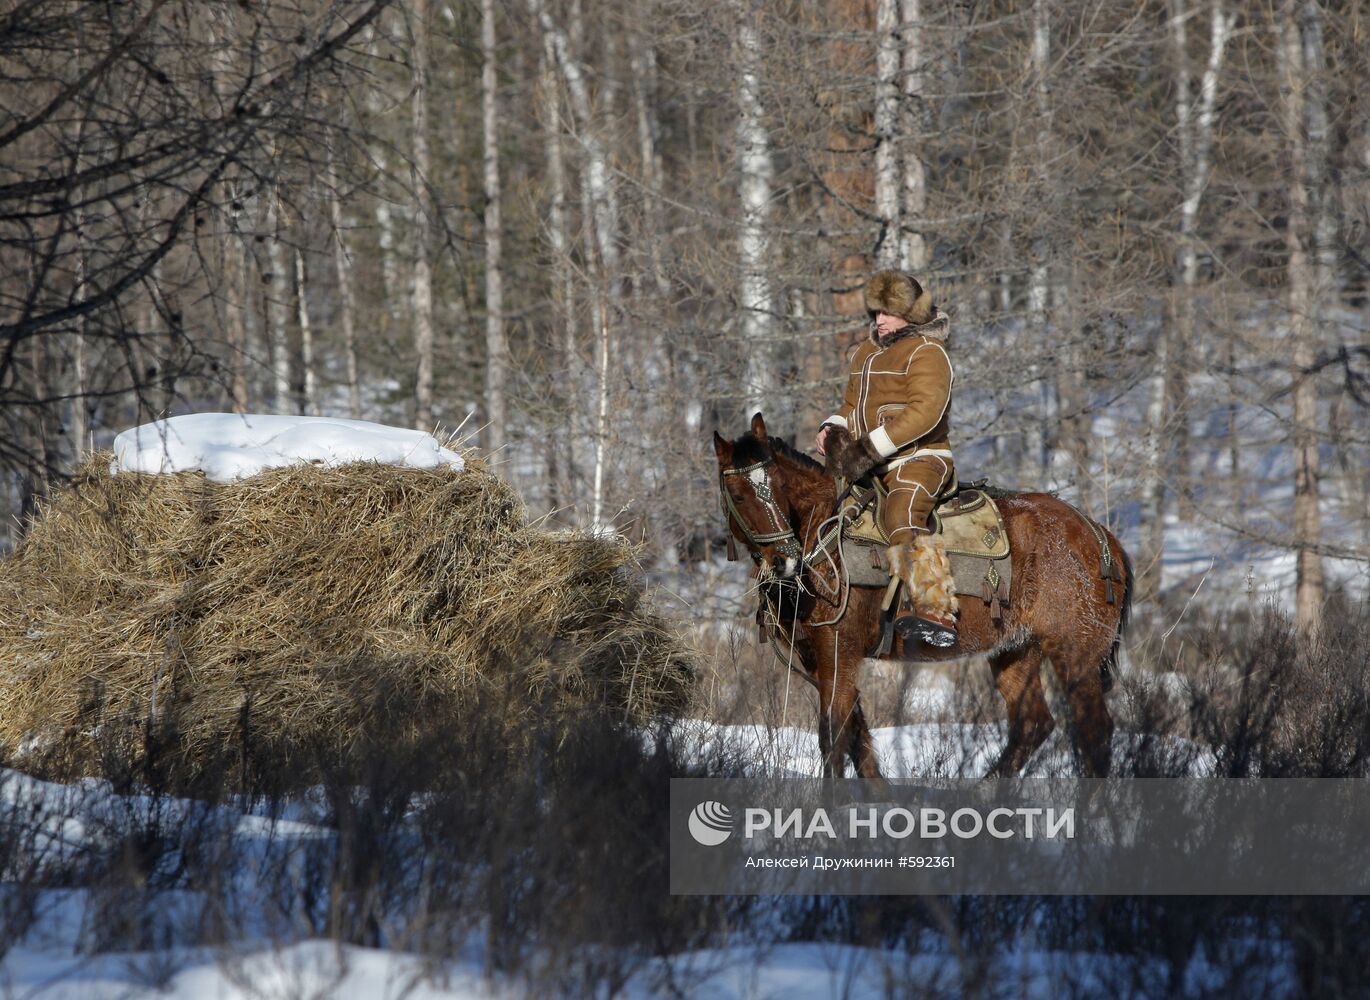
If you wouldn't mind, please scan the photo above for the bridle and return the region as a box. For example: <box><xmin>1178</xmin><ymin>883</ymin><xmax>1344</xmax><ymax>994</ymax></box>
<box><xmin>718</xmin><ymin>456</ymin><xmax>804</xmax><ymax>565</ymax></box>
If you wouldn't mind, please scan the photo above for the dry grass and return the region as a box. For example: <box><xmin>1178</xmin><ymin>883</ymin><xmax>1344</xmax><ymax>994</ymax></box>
<box><xmin>0</xmin><ymin>453</ymin><xmax>695</xmax><ymax>779</ymax></box>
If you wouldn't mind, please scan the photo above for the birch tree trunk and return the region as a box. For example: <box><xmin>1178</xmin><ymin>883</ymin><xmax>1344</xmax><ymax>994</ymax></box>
<box><xmin>533</xmin><ymin>0</ymin><xmax>619</xmax><ymax>311</ymax></box>
<box><xmin>533</xmin><ymin>0</ymin><xmax>620</xmax><ymax>527</ymax></box>
<box><xmin>210</xmin><ymin>9</ymin><xmax>249</xmax><ymax>415</ymax></box>
<box><xmin>372</xmin><ymin>178</ymin><xmax>404</xmax><ymax>335</ymax></box>
<box><xmin>481</xmin><ymin>0</ymin><xmax>507</xmax><ymax>456</ymax></box>
<box><xmin>1142</xmin><ymin>0</ymin><xmax>1189</xmax><ymax>588</ymax></box>
<box><xmin>326</xmin><ymin>146</ymin><xmax>362</xmax><ymax>418</ymax></box>
<box><xmin>540</xmin><ymin>31</ymin><xmax>575</xmax><ymax>515</ymax></box>
<box><xmin>630</xmin><ymin>42</ymin><xmax>669</xmax><ymax>298</ymax></box>
<box><xmin>1058</xmin><ymin>261</ymin><xmax>1093</xmax><ymax>514</ymax></box>
<box><xmin>1302</xmin><ymin>3</ymin><xmax>1336</xmax><ymax>294</ymax></box>
<box><xmin>541</xmin><ymin>34</ymin><xmax>573</xmax><ymax>372</ymax></box>
<box><xmin>1279</xmin><ymin>1</ymin><xmax>1325</xmax><ymax>633</ymax></box>
<box><xmin>1172</xmin><ymin>0</ymin><xmax>1231</xmax><ymax>461</ymax></box>
<box><xmin>1028</xmin><ymin>0</ymin><xmax>1052</xmax><ymax>480</ymax></box>
<box><xmin>294</xmin><ymin>248</ymin><xmax>318</xmax><ymax>415</ymax></box>
<box><xmin>25</xmin><ymin>328</ymin><xmax>53</xmax><ymax>512</ymax></box>
<box><xmin>899</xmin><ymin>0</ymin><xmax>927</xmax><ymax>272</ymax></box>
<box><xmin>362</xmin><ymin>22</ymin><xmax>406</xmax><ymax>342</ymax></box>
<box><xmin>575</xmin><ymin>169</ymin><xmax>610</xmax><ymax>527</ymax></box>
<box><xmin>223</xmin><ymin>211</ymin><xmax>251</xmax><ymax>413</ymax></box>
<box><xmin>264</xmin><ymin>189</ymin><xmax>292</xmax><ymax>411</ymax></box>
<box><xmin>735</xmin><ymin>3</ymin><xmax>774</xmax><ymax>419</ymax></box>
<box><xmin>1143</xmin><ymin>0</ymin><xmax>1232</xmax><ymax>604</ymax></box>
<box><xmin>239</xmin><ymin>238</ymin><xmax>261</xmax><ymax>415</ymax></box>
<box><xmin>411</xmin><ymin>0</ymin><xmax>435</xmax><ymax>431</ymax></box>
<box><xmin>873</xmin><ymin>0</ymin><xmax>902</xmax><ymax>268</ymax></box>
<box><xmin>70</xmin><ymin>311</ymin><xmax>88</xmax><ymax>462</ymax></box>
<box><xmin>71</xmin><ymin>128</ymin><xmax>89</xmax><ymax>462</ymax></box>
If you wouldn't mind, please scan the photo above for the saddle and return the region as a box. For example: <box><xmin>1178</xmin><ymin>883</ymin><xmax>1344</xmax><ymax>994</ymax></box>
<box><xmin>830</xmin><ymin>477</ymin><xmax>1013</xmax><ymax>622</ymax></box>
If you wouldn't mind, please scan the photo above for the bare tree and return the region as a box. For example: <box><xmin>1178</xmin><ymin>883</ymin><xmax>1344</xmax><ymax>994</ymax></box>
<box><xmin>264</xmin><ymin>188</ymin><xmax>294</xmax><ymax>411</ymax></box>
<box><xmin>1141</xmin><ymin>0</ymin><xmax>1233</xmax><ymax>602</ymax></box>
<box><xmin>481</xmin><ymin>0</ymin><xmax>507</xmax><ymax>455</ymax></box>
<box><xmin>532</xmin><ymin>0</ymin><xmax>622</xmax><ymax>528</ymax></box>
<box><xmin>0</xmin><ymin>0</ymin><xmax>391</xmax><ymax>492</ymax></box>
<box><xmin>294</xmin><ymin>246</ymin><xmax>319</xmax><ymax>415</ymax></box>
<box><xmin>410</xmin><ymin>0</ymin><xmax>436</xmax><ymax>432</ymax></box>
<box><xmin>873</xmin><ymin>0</ymin><xmax>902</xmax><ymax>268</ymax></box>
<box><xmin>538</xmin><ymin>27</ymin><xmax>576</xmax><ymax>516</ymax></box>
<box><xmin>326</xmin><ymin>142</ymin><xmax>362</xmax><ymax>419</ymax></box>
<box><xmin>1277</xmin><ymin>0</ymin><xmax>1327</xmax><ymax>633</ymax></box>
<box><xmin>736</xmin><ymin>1</ymin><xmax>775</xmax><ymax>418</ymax></box>
<box><xmin>363</xmin><ymin>22</ymin><xmax>407</xmax><ymax>343</ymax></box>
<box><xmin>898</xmin><ymin>0</ymin><xmax>928</xmax><ymax>272</ymax></box>
<box><xmin>1027</xmin><ymin>0</ymin><xmax>1053</xmax><ymax>481</ymax></box>
<box><xmin>629</xmin><ymin>37</ymin><xmax>670</xmax><ymax>300</ymax></box>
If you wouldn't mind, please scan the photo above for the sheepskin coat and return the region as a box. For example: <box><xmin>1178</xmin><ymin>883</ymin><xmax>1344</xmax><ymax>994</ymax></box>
<box><xmin>822</xmin><ymin>310</ymin><xmax>953</xmax><ymax>467</ymax></box>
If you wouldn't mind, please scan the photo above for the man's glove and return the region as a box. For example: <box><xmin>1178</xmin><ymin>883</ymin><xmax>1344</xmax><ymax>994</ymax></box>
<box><xmin>824</xmin><ymin>426</ymin><xmax>883</xmax><ymax>482</ymax></box>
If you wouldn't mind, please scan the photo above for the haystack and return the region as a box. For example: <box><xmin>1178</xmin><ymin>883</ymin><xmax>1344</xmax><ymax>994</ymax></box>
<box><xmin>0</xmin><ymin>454</ymin><xmax>695</xmax><ymax>778</ymax></box>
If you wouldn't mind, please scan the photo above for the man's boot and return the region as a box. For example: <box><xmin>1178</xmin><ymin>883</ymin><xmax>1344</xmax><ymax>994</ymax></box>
<box><xmin>887</xmin><ymin>532</ymin><xmax>959</xmax><ymax>648</ymax></box>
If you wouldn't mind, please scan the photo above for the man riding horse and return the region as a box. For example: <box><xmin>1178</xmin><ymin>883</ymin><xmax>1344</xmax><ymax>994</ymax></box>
<box><xmin>717</xmin><ymin>273</ymin><xmax>1130</xmax><ymax>778</ymax></box>
<box><xmin>816</xmin><ymin>270</ymin><xmax>958</xmax><ymax>648</ymax></box>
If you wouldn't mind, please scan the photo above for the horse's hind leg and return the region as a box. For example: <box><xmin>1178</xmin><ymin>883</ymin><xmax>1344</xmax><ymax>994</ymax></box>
<box><xmin>1040</xmin><ymin>636</ymin><xmax>1115</xmax><ymax>778</ymax></box>
<box><xmin>986</xmin><ymin>643</ymin><xmax>1054</xmax><ymax>777</ymax></box>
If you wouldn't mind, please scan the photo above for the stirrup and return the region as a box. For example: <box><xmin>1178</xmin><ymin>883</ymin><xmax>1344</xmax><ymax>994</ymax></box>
<box><xmin>894</xmin><ymin>611</ymin><xmax>958</xmax><ymax>648</ymax></box>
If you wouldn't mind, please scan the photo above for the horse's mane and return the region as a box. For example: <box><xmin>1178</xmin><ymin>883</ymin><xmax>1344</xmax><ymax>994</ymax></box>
<box><xmin>732</xmin><ymin>431</ymin><xmax>825</xmax><ymax>474</ymax></box>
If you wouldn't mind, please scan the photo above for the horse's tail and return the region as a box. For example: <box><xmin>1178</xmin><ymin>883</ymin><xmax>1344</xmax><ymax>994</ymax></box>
<box><xmin>1101</xmin><ymin>530</ymin><xmax>1134</xmax><ymax>694</ymax></box>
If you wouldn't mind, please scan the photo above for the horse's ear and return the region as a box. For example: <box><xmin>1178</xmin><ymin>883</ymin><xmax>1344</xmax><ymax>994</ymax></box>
<box><xmin>712</xmin><ymin>430</ymin><xmax>731</xmax><ymax>465</ymax></box>
<box><xmin>750</xmin><ymin>412</ymin><xmax>768</xmax><ymax>442</ymax></box>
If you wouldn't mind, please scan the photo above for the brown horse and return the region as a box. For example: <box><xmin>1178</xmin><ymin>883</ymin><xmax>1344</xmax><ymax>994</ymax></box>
<box><xmin>713</xmin><ymin>413</ymin><xmax>1132</xmax><ymax>782</ymax></box>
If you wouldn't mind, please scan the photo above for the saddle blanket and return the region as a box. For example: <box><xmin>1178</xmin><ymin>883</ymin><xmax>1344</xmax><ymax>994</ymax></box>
<box><xmin>837</xmin><ymin>488</ymin><xmax>1012</xmax><ymax>615</ymax></box>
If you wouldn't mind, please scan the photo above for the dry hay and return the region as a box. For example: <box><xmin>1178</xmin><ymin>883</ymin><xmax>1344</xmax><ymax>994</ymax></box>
<box><xmin>0</xmin><ymin>454</ymin><xmax>696</xmax><ymax>778</ymax></box>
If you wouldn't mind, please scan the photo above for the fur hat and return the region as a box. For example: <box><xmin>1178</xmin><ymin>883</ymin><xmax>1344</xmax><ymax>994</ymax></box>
<box><xmin>864</xmin><ymin>271</ymin><xmax>935</xmax><ymax>326</ymax></box>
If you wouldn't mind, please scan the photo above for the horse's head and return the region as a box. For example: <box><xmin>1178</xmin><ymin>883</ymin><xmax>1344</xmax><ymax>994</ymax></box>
<box><xmin>713</xmin><ymin>413</ymin><xmax>805</xmax><ymax>579</ymax></box>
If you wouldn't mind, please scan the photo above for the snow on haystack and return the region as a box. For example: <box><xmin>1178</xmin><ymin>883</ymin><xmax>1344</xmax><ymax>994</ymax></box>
<box><xmin>111</xmin><ymin>412</ymin><xmax>464</xmax><ymax>482</ymax></box>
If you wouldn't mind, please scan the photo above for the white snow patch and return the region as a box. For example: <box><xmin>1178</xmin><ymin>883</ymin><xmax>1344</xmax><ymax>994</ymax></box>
<box><xmin>586</xmin><ymin>519</ymin><xmax>625</xmax><ymax>540</ymax></box>
<box><xmin>661</xmin><ymin>720</ymin><xmax>1215</xmax><ymax>779</ymax></box>
<box><xmin>0</xmin><ymin>941</ymin><xmax>510</xmax><ymax>1000</ymax></box>
<box><xmin>110</xmin><ymin>413</ymin><xmax>465</xmax><ymax>483</ymax></box>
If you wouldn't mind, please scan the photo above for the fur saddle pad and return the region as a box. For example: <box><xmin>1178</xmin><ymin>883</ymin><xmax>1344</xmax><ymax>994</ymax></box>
<box><xmin>838</xmin><ymin>487</ymin><xmax>1013</xmax><ymax>617</ymax></box>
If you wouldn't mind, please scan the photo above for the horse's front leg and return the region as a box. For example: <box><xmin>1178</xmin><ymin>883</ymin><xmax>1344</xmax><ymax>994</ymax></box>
<box><xmin>816</xmin><ymin>712</ymin><xmax>837</xmax><ymax>778</ymax></box>
<box><xmin>809</xmin><ymin>624</ymin><xmax>885</xmax><ymax>786</ymax></box>
<box><xmin>846</xmin><ymin>694</ymin><xmax>891</xmax><ymax>797</ymax></box>
<box><xmin>809</xmin><ymin>627</ymin><xmax>843</xmax><ymax>778</ymax></box>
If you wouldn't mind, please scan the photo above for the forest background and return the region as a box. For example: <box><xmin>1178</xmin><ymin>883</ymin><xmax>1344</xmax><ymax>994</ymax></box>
<box><xmin>2</xmin><ymin>0</ymin><xmax>1367</xmax><ymax>640</ymax></box>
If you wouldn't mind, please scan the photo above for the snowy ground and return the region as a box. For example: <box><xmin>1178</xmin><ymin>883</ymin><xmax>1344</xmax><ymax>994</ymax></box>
<box><xmin>3</xmin><ymin>936</ymin><xmax>1277</xmax><ymax>1000</ymax></box>
<box><xmin>661</xmin><ymin>720</ymin><xmax>1215</xmax><ymax>781</ymax></box>
<box><xmin>1</xmin><ymin>714</ymin><xmax>1221</xmax><ymax>999</ymax></box>
<box><xmin>2</xmin><ymin>935</ymin><xmax>957</xmax><ymax>1000</ymax></box>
